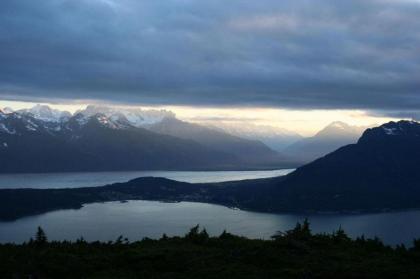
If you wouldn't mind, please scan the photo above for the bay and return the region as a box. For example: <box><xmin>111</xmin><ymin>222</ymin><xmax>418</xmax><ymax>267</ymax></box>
<box><xmin>0</xmin><ymin>200</ymin><xmax>419</xmax><ymax>246</ymax></box>
<box><xmin>0</xmin><ymin>169</ymin><xmax>294</xmax><ymax>189</ymax></box>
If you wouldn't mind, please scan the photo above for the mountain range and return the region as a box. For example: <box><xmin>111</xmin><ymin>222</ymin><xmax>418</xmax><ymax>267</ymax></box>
<box><xmin>2</xmin><ymin>120</ymin><xmax>420</xmax><ymax>220</ymax></box>
<box><xmin>0</xmin><ymin>104</ymin><xmax>389</xmax><ymax>173</ymax></box>
<box><xmin>0</xmin><ymin>105</ymin><xmax>295</xmax><ymax>173</ymax></box>
<box><xmin>206</xmin><ymin>122</ymin><xmax>303</xmax><ymax>151</ymax></box>
<box><xmin>205</xmin><ymin>120</ymin><xmax>373</xmax><ymax>163</ymax></box>
<box><xmin>147</xmin><ymin>117</ymin><xmax>284</xmax><ymax>165</ymax></box>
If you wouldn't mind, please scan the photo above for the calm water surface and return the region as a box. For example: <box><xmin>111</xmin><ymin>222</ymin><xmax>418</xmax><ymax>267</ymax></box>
<box><xmin>1</xmin><ymin>200</ymin><xmax>419</xmax><ymax>246</ymax></box>
<box><xmin>0</xmin><ymin>169</ymin><xmax>294</xmax><ymax>189</ymax></box>
<box><xmin>1</xmin><ymin>169</ymin><xmax>418</xmax><ymax>245</ymax></box>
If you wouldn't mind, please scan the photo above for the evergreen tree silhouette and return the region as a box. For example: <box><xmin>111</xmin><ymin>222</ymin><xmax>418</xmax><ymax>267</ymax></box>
<box><xmin>35</xmin><ymin>226</ymin><xmax>47</xmax><ymax>244</ymax></box>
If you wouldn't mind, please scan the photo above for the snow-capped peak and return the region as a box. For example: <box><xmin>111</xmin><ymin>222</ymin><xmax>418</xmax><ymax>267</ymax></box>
<box><xmin>77</xmin><ymin>105</ymin><xmax>176</xmax><ymax>127</ymax></box>
<box><xmin>89</xmin><ymin>113</ymin><xmax>132</xmax><ymax>129</ymax></box>
<box><xmin>77</xmin><ymin>105</ymin><xmax>114</xmax><ymax>117</ymax></box>
<box><xmin>1</xmin><ymin>104</ymin><xmax>178</xmax><ymax>133</ymax></box>
<box><xmin>3</xmin><ymin>107</ymin><xmax>14</xmax><ymax>114</ymax></box>
<box><xmin>328</xmin><ymin>121</ymin><xmax>350</xmax><ymax>130</ymax></box>
<box><xmin>315</xmin><ymin>121</ymin><xmax>367</xmax><ymax>139</ymax></box>
<box><xmin>0</xmin><ymin>109</ymin><xmax>7</xmax><ymax>120</ymax></box>
<box><xmin>17</xmin><ymin>104</ymin><xmax>71</xmax><ymax>123</ymax></box>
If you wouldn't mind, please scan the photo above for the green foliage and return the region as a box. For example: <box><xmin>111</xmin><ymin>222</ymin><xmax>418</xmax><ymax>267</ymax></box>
<box><xmin>1</xmin><ymin>224</ymin><xmax>420</xmax><ymax>278</ymax></box>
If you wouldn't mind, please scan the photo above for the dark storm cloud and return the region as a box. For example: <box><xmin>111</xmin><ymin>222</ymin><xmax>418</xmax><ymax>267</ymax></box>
<box><xmin>369</xmin><ymin>110</ymin><xmax>420</xmax><ymax>121</ymax></box>
<box><xmin>0</xmin><ymin>0</ymin><xmax>420</xmax><ymax>111</ymax></box>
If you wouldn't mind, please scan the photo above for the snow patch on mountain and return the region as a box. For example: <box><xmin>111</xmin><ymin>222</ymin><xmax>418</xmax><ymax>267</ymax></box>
<box><xmin>0</xmin><ymin>123</ymin><xmax>16</xmax><ymax>134</ymax></box>
<box><xmin>379</xmin><ymin>121</ymin><xmax>420</xmax><ymax>137</ymax></box>
<box><xmin>25</xmin><ymin>119</ymin><xmax>39</xmax><ymax>131</ymax></box>
<box><xmin>383</xmin><ymin>127</ymin><xmax>397</xmax><ymax>135</ymax></box>
<box><xmin>72</xmin><ymin>113</ymin><xmax>90</xmax><ymax>127</ymax></box>
<box><xmin>6</xmin><ymin>104</ymin><xmax>177</xmax><ymax>131</ymax></box>
<box><xmin>17</xmin><ymin>105</ymin><xmax>71</xmax><ymax>123</ymax></box>
<box><xmin>77</xmin><ymin>105</ymin><xmax>175</xmax><ymax>127</ymax></box>
<box><xmin>94</xmin><ymin>114</ymin><xmax>129</xmax><ymax>129</ymax></box>
<box><xmin>3</xmin><ymin>107</ymin><xmax>14</xmax><ymax>114</ymax></box>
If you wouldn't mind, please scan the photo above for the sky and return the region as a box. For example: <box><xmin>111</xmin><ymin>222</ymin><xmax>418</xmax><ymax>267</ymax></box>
<box><xmin>0</xmin><ymin>0</ymin><xmax>419</xmax><ymax>135</ymax></box>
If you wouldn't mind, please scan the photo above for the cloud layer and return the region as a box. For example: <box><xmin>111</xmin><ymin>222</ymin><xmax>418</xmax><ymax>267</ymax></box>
<box><xmin>0</xmin><ymin>0</ymin><xmax>419</xmax><ymax>111</ymax></box>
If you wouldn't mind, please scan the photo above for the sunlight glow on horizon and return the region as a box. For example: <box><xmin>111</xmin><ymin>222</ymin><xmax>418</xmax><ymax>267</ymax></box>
<box><xmin>0</xmin><ymin>99</ymin><xmax>399</xmax><ymax>136</ymax></box>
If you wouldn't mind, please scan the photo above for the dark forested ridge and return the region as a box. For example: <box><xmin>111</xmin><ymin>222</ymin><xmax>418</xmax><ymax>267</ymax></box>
<box><xmin>0</xmin><ymin>177</ymin><xmax>278</xmax><ymax>220</ymax></box>
<box><xmin>2</xmin><ymin>222</ymin><xmax>420</xmax><ymax>279</ymax></box>
<box><xmin>275</xmin><ymin>120</ymin><xmax>420</xmax><ymax>211</ymax></box>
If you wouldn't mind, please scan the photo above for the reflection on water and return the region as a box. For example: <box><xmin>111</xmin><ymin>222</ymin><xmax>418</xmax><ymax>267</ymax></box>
<box><xmin>0</xmin><ymin>200</ymin><xmax>419</xmax><ymax>246</ymax></box>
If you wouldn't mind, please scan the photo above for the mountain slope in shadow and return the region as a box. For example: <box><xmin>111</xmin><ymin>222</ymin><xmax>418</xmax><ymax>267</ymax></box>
<box><xmin>283</xmin><ymin>121</ymin><xmax>368</xmax><ymax>163</ymax></box>
<box><xmin>0</xmin><ymin>110</ymin><xmax>266</xmax><ymax>173</ymax></box>
<box><xmin>147</xmin><ymin>117</ymin><xmax>292</xmax><ymax>166</ymax></box>
<box><xmin>277</xmin><ymin>120</ymin><xmax>420</xmax><ymax>211</ymax></box>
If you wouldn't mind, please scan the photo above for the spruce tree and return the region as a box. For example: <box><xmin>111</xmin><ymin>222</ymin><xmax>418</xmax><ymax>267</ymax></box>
<box><xmin>35</xmin><ymin>226</ymin><xmax>48</xmax><ymax>244</ymax></box>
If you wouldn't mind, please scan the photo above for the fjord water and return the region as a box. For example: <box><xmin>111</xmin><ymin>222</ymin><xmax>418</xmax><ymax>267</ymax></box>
<box><xmin>1</xmin><ymin>169</ymin><xmax>419</xmax><ymax>246</ymax></box>
<box><xmin>0</xmin><ymin>169</ymin><xmax>294</xmax><ymax>189</ymax></box>
<box><xmin>1</xmin><ymin>200</ymin><xmax>420</xmax><ymax>246</ymax></box>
